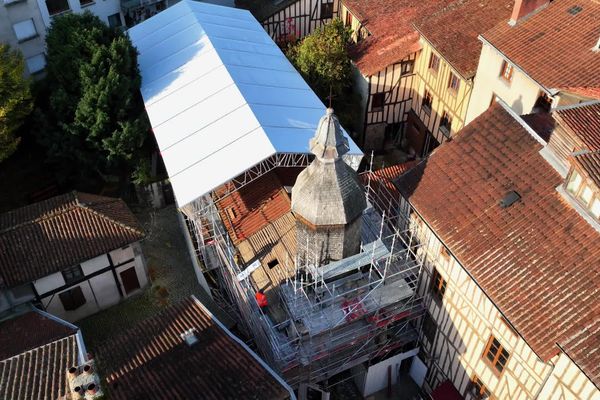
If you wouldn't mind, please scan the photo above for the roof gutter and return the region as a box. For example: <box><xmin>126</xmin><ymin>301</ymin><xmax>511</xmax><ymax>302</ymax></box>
<box><xmin>477</xmin><ymin>34</ymin><xmax>559</xmax><ymax>96</ymax></box>
<box><xmin>191</xmin><ymin>295</ymin><xmax>297</xmax><ymax>400</ymax></box>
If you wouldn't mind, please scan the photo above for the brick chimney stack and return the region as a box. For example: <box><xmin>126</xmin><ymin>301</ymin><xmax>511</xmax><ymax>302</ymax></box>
<box><xmin>509</xmin><ymin>0</ymin><xmax>549</xmax><ymax>25</ymax></box>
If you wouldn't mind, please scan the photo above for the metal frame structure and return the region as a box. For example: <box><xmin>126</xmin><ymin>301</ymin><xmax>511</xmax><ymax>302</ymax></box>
<box><xmin>180</xmin><ymin>161</ymin><xmax>427</xmax><ymax>388</ymax></box>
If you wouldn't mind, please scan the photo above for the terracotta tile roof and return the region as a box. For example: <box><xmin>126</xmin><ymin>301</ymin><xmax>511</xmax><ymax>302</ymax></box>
<box><xmin>554</xmin><ymin>102</ymin><xmax>600</xmax><ymax>151</ymax></box>
<box><xmin>573</xmin><ymin>151</ymin><xmax>600</xmax><ymax>188</ymax></box>
<box><xmin>559</xmin><ymin>317</ymin><xmax>600</xmax><ymax>388</ymax></box>
<box><xmin>563</xmin><ymin>87</ymin><xmax>600</xmax><ymax>100</ymax></box>
<box><xmin>0</xmin><ymin>311</ymin><xmax>77</xmax><ymax>360</ymax></box>
<box><xmin>521</xmin><ymin>112</ymin><xmax>555</xmax><ymax>142</ymax></box>
<box><xmin>215</xmin><ymin>172</ymin><xmax>292</xmax><ymax>244</ymax></box>
<box><xmin>0</xmin><ymin>192</ymin><xmax>144</xmax><ymax>288</ymax></box>
<box><xmin>397</xmin><ymin>104</ymin><xmax>600</xmax><ymax>371</ymax></box>
<box><xmin>361</xmin><ymin>162</ymin><xmax>417</xmax><ymax>201</ymax></box>
<box><xmin>481</xmin><ymin>0</ymin><xmax>600</xmax><ymax>90</ymax></box>
<box><xmin>0</xmin><ymin>320</ymin><xmax>79</xmax><ymax>400</ymax></box>
<box><xmin>98</xmin><ymin>296</ymin><xmax>291</xmax><ymax>400</ymax></box>
<box><xmin>414</xmin><ymin>0</ymin><xmax>513</xmax><ymax>78</ymax></box>
<box><xmin>344</xmin><ymin>0</ymin><xmax>446</xmax><ymax>76</ymax></box>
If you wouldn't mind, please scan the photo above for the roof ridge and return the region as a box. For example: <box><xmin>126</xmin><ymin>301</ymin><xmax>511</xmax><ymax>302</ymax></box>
<box><xmin>555</xmin><ymin>100</ymin><xmax>600</xmax><ymax>112</ymax></box>
<box><xmin>75</xmin><ymin>198</ymin><xmax>145</xmax><ymax>238</ymax></box>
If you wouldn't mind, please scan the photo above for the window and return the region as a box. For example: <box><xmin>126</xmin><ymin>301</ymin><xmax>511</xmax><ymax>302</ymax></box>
<box><xmin>580</xmin><ymin>185</ymin><xmax>594</xmax><ymax>206</ymax></box>
<box><xmin>13</xmin><ymin>19</ymin><xmax>37</xmax><ymax>42</ymax></box>
<box><xmin>422</xmin><ymin>90</ymin><xmax>433</xmax><ymax>114</ymax></box>
<box><xmin>591</xmin><ymin>198</ymin><xmax>600</xmax><ymax>219</ymax></box>
<box><xmin>320</xmin><ymin>2</ymin><xmax>333</xmax><ymax>19</ymax></box>
<box><xmin>267</xmin><ymin>259</ymin><xmax>279</xmax><ymax>269</ymax></box>
<box><xmin>345</xmin><ymin>10</ymin><xmax>353</xmax><ymax>27</ymax></box>
<box><xmin>448</xmin><ymin>72</ymin><xmax>460</xmax><ymax>94</ymax></box>
<box><xmin>470</xmin><ymin>375</ymin><xmax>492</xmax><ymax>399</ymax></box>
<box><xmin>401</xmin><ymin>60</ymin><xmax>414</xmax><ymax>75</ymax></box>
<box><xmin>26</xmin><ymin>54</ymin><xmax>46</xmax><ymax>74</ymax></box>
<box><xmin>62</xmin><ymin>265</ymin><xmax>84</xmax><ymax>284</ymax></box>
<box><xmin>566</xmin><ymin>170</ymin><xmax>582</xmax><ymax>194</ymax></box>
<box><xmin>422</xmin><ymin>312</ymin><xmax>437</xmax><ymax>343</ymax></box>
<box><xmin>428</xmin><ymin>53</ymin><xmax>440</xmax><ymax>73</ymax></box>
<box><xmin>430</xmin><ymin>268</ymin><xmax>446</xmax><ymax>301</ymax></box>
<box><xmin>79</xmin><ymin>0</ymin><xmax>93</xmax><ymax>6</ymax></box>
<box><xmin>371</xmin><ymin>92</ymin><xmax>385</xmax><ymax>111</ymax></box>
<box><xmin>483</xmin><ymin>336</ymin><xmax>510</xmax><ymax>374</ymax></box>
<box><xmin>45</xmin><ymin>0</ymin><xmax>70</xmax><ymax>15</ymax></box>
<box><xmin>440</xmin><ymin>111</ymin><xmax>452</xmax><ymax>136</ymax></box>
<box><xmin>108</xmin><ymin>13</ymin><xmax>122</xmax><ymax>28</ymax></box>
<box><xmin>500</xmin><ymin>60</ymin><xmax>513</xmax><ymax>83</ymax></box>
<box><xmin>59</xmin><ymin>286</ymin><xmax>86</xmax><ymax>311</ymax></box>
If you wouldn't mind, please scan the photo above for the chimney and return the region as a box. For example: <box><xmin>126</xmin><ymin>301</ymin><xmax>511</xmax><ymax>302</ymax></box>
<box><xmin>509</xmin><ymin>0</ymin><xmax>549</xmax><ymax>25</ymax></box>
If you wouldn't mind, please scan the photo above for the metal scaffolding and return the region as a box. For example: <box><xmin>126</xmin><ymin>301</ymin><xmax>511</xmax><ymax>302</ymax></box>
<box><xmin>180</xmin><ymin>163</ymin><xmax>427</xmax><ymax>387</ymax></box>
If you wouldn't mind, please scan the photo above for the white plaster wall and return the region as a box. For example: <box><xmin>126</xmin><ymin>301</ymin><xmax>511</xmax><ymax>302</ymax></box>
<box><xmin>465</xmin><ymin>43</ymin><xmax>542</xmax><ymax>124</ymax></box>
<box><xmin>34</xmin><ymin>271</ymin><xmax>65</xmax><ymax>295</ymax></box>
<box><xmin>81</xmin><ymin>253</ymin><xmax>109</xmax><ymax>275</ymax></box>
<box><xmin>109</xmin><ymin>245</ymin><xmax>135</xmax><ymax>265</ymax></box>
<box><xmin>88</xmin><ymin>273</ymin><xmax>121</xmax><ymax>308</ymax></box>
<box><xmin>363</xmin><ymin>349</ymin><xmax>419</xmax><ymax>396</ymax></box>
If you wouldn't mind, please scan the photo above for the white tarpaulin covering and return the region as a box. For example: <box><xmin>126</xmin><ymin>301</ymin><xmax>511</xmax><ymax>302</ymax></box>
<box><xmin>129</xmin><ymin>0</ymin><xmax>362</xmax><ymax>206</ymax></box>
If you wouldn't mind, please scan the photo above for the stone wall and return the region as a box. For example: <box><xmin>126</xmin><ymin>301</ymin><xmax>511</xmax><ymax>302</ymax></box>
<box><xmin>296</xmin><ymin>217</ymin><xmax>362</xmax><ymax>266</ymax></box>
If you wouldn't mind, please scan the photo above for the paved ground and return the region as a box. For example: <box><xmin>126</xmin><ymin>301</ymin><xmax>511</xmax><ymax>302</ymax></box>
<box><xmin>78</xmin><ymin>205</ymin><xmax>213</xmax><ymax>350</ymax></box>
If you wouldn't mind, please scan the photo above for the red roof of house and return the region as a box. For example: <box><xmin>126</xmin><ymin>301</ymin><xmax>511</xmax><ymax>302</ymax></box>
<box><xmin>397</xmin><ymin>104</ymin><xmax>600</xmax><ymax>378</ymax></box>
<box><xmin>563</xmin><ymin>87</ymin><xmax>600</xmax><ymax>100</ymax></box>
<box><xmin>481</xmin><ymin>0</ymin><xmax>600</xmax><ymax>90</ymax></box>
<box><xmin>554</xmin><ymin>102</ymin><xmax>600</xmax><ymax>151</ymax></box>
<box><xmin>415</xmin><ymin>0</ymin><xmax>513</xmax><ymax>78</ymax></box>
<box><xmin>99</xmin><ymin>296</ymin><xmax>291</xmax><ymax>400</ymax></box>
<box><xmin>0</xmin><ymin>311</ymin><xmax>77</xmax><ymax>360</ymax></box>
<box><xmin>361</xmin><ymin>161</ymin><xmax>417</xmax><ymax>201</ymax></box>
<box><xmin>0</xmin><ymin>192</ymin><xmax>144</xmax><ymax>288</ymax></box>
<box><xmin>215</xmin><ymin>172</ymin><xmax>292</xmax><ymax>244</ymax></box>
<box><xmin>0</xmin><ymin>311</ymin><xmax>79</xmax><ymax>400</ymax></box>
<box><xmin>344</xmin><ymin>0</ymin><xmax>446</xmax><ymax>76</ymax></box>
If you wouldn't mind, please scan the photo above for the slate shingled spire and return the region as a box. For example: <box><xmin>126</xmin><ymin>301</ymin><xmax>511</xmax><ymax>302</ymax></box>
<box><xmin>291</xmin><ymin>109</ymin><xmax>366</xmax><ymax>266</ymax></box>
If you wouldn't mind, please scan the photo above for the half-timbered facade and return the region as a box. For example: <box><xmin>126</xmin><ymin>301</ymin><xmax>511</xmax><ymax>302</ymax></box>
<box><xmin>409</xmin><ymin>0</ymin><xmax>513</xmax><ymax>155</ymax></box>
<box><xmin>239</xmin><ymin>0</ymin><xmax>340</xmax><ymax>44</ymax></box>
<box><xmin>392</xmin><ymin>102</ymin><xmax>600</xmax><ymax>399</ymax></box>
<box><xmin>340</xmin><ymin>0</ymin><xmax>447</xmax><ymax>152</ymax></box>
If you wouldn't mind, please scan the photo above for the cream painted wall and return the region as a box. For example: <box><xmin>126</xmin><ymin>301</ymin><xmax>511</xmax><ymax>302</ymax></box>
<box><xmin>412</xmin><ymin>39</ymin><xmax>473</xmax><ymax>139</ymax></box>
<box><xmin>465</xmin><ymin>43</ymin><xmax>544</xmax><ymax>124</ymax></box>
<box><xmin>405</xmin><ymin>209</ymin><xmax>599</xmax><ymax>399</ymax></box>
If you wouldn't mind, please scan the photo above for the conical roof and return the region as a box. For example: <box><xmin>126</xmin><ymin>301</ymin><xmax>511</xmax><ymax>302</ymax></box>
<box><xmin>292</xmin><ymin>109</ymin><xmax>366</xmax><ymax>225</ymax></box>
<box><xmin>309</xmin><ymin>108</ymin><xmax>350</xmax><ymax>162</ymax></box>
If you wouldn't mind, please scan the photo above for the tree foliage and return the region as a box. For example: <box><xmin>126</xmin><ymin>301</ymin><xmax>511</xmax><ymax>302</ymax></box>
<box><xmin>36</xmin><ymin>12</ymin><xmax>148</xmax><ymax>181</ymax></box>
<box><xmin>0</xmin><ymin>44</ymin><xmax>32</xmax><ymax>162</ymax></box>
<box><xmin>287</xmin><ymin>19</ymin><xmax>352</xmax><ymax>98</ymax></box>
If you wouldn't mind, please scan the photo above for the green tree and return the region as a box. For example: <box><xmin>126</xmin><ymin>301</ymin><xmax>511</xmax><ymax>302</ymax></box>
<box><xmin>36</xmin><ymin>12</ymin><xmax>148</xmax><ymax>181</ymax></box>
<box><xmin>0</xmin><ymin>44</ymin><xmax>32</xmax><ymax>162</ymax></box>
<box><xmin>287</xmin><ymin>19</ymin><xmax>352</xmax><ymax>98</ymax></box>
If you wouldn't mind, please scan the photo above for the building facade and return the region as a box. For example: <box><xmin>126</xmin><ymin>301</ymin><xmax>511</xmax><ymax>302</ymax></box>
<box><xmin>465</xmin><ymin>0</ymin><xmax>600</xmax><ymax>124</ymax></box>
<box><xmin>0</xmin><ymin>0</ymin><xmax>124</xmax><ymax>76</ymax></box>
<box><xmin>392</xmin><ymin>101</ymin><xmax>600</xmax><ymax>399</ymax></box>
<box><xmin>0</xmin><ymin>192</ymin><xmax>149</xmax><ymax>322</ymax></box>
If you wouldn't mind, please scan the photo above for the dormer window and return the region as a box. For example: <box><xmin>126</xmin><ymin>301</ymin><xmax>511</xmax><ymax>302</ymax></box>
<box><xmin>565</xmin><ymin>167</ymin><xmax>600</xmax><ymax>222</ymax></box>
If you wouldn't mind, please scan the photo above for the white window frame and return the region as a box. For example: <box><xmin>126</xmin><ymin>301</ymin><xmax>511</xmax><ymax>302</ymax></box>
<box><xmin>13</xmin><ymin>19</ymin><xmax>38</xmax><ymax>42</ymax></box>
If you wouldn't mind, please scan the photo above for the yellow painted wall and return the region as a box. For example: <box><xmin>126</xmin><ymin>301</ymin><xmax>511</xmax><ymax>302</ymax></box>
<box><xmin>339</xmin><ymin>3</ymin><xmax>368</xmax><ymax>42</ymax></box>
<box><xmin>465</xmin><ymin>42</ymin><xmax>545</xmax><ymax>124</ymax></box>
<box><xmin>411</xmin><ymin>38</ymin><xmax>473</xmax><ymax>140</ymax></box>
<box><xmin>409</xmin><ymin>211</ymin><xmax>600</xmax><ymax>400</ymax></box>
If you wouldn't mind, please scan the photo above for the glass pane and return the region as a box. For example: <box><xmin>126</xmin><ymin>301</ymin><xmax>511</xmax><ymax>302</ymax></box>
<box><xmin>591</xmin><ymin>198</ymin><xmax>600</xmax><ymax>219</ymax></box>
<box><xmin>580</xmin><ymin>186</ymin><xmax>593</xmax><ymax>205</ymax></box>
<box><xmin>567</xmin><ymin>171</ymin><xmax>582</xmax><ymax>194</ymax></box>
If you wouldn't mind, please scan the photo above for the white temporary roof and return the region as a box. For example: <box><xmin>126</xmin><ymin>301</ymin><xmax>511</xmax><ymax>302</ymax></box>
<box><xmin>128</xmin><ymin>0</ymin><xmax>362</xmax><ymax>207</ymax></box>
